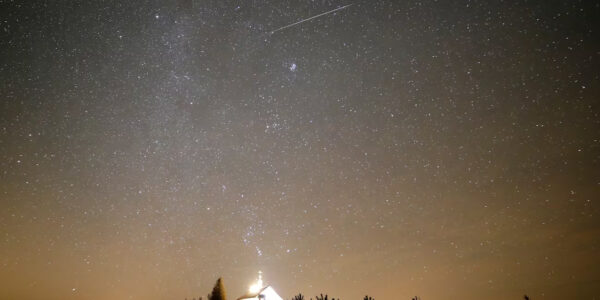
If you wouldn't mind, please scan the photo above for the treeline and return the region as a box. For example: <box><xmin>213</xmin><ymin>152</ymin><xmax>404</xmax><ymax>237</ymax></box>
<box><xmin>291</xmin><ymin>294</ymin><xmax>418</xmax><ymax>300</ymax></box>
<box><xmin>289</xmin><ymin>294</ymin><xmax>531</xmax><ymax>300</ymax></box>
<box><xmin>291</xmin><ymin>294</ymin><xmax>384</xmax><ymax>300</ymax></box>
<box><xmin>185</xmin><ymin>277</ymin><xmax>531</xmax><ymax>300</ymax></box>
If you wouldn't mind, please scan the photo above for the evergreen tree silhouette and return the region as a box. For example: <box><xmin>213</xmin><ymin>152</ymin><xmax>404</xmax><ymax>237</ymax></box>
<box><xmin>292</xmin><ymin>293</ymin><xmax>305</xmax><ymax>300</ymax></box>
<box><xmin>208</xmin><ymin>277</ymin><xmax>226</xmax><ymax>300</ymax></box>
<box><xmin>314</xmin><ymin>294</ymin><xmax>337</xmax><ymax>300</ymax></box>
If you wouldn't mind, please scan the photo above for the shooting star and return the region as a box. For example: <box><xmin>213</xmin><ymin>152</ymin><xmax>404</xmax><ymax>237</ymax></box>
<box><xmin>270</xmin><ymin>3</ymin><xmax>353</xmax><ymax>34</ymax></box>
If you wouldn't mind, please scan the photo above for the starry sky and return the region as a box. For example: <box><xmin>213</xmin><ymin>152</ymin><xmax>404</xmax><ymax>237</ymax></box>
<box><xmin>1</xmin><ymin>1</ymin><xmax>599</xmax><ymax>299</ymax></box>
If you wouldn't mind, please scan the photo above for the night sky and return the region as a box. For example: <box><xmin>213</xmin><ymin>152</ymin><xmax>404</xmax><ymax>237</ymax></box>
<box><xmin>1</xmin><ymin>1</ymin><xmax>599</xmax><ymax>299</ymax></box>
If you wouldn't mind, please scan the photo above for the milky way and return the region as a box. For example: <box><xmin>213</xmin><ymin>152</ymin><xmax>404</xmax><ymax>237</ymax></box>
<box><xmin>1</xmin><ymin>1</ymin><xmax>599</xmax><ymax>299</ymax></box>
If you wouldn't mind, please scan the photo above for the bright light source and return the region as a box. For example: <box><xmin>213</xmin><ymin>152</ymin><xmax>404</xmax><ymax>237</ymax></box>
<box><xmin>249</xmin><ymin>283</ymin><xmax>261</xmax><ymax>294</ymax></box>
<box><xmin>248</xmin><ymin>271</ymin><xmax>264</xmax><ymax>293</ymax></box>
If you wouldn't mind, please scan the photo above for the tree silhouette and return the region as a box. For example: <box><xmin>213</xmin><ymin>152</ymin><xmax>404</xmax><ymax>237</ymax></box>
<box><xmin>292</xmin><ymin>294</ymin><xmax>305</xmax><ymax>300</ymax></box>
<box><xmin>315</xmin><ymin>294</ymin><xmax>336</xmax><ymax>300</ymax></box>
<box><xmin>364</xmin><ymin>296</ymin><xmax>374</xmax><ymax>300</ymax></box>
<box><xmin>208</xmin><ymin>277</ymin><xmax>226</xmax><ymax>300</ymax></box>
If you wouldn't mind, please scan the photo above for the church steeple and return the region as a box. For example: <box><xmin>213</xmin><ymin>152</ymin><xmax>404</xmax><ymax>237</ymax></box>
<box><xmin>257</xmin><ymin>270</ymin><xmax>263</xmax><ymax>288</ymax></box>
<box><xmin>249</xmin><ymin>270</ymin><xmax>264</xmax><ymax>294</ymax></box>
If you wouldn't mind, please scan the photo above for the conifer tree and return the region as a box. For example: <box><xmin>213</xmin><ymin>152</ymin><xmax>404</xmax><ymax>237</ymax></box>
<box><xmin>315</xmin><ymin>294</ymin><xmax>336</xmax><ymax>300</ymax></box>
<box><xmin>292</xmin><ymin>293</ymin><xmax>305</xmax><ymax>300</ymax></box>
<box><xmin>208</xmin><ymin>277</ymin><xmax>226</xmax><ymax>300</ymax></box>
<box><xmin>315</xmin><ymin>294</ymin><xmax>327</xmax><ymax>300</ymax></box>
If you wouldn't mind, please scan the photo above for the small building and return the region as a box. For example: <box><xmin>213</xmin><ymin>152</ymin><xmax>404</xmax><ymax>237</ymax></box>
<box><xmin>237</xmin><ymin>285</ymin><xmax>283</xmax><ymax>300</ymax></box>
<box><xmin>237</xmin><ymin>271</ymin><xmax>283</xmax><ymax>300</ymax></box>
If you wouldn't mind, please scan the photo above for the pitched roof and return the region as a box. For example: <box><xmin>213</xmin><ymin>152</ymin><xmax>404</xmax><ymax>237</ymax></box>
<box><xmin>236</xmin><ymin>285</ymin><xmax>270</xmax><ymax>300</ymax></box>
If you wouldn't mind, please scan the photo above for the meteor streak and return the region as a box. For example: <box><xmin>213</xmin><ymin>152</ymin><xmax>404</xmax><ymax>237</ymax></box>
<box><xmin>270</xmin><ymin>3</ymin><xmax>353</xmax><ymax>34</ymax></box>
